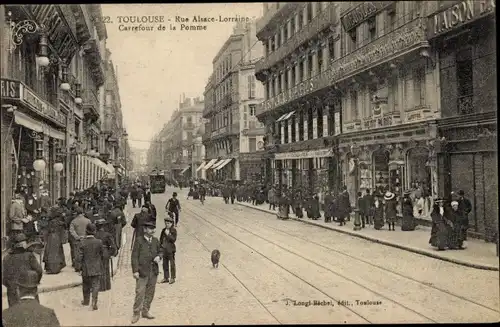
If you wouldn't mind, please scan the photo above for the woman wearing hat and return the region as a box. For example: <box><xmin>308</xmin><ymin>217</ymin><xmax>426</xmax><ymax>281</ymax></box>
<box><xmin>448</xmin><ymin>201</ymin><xmax>465</xmax><ymax>250</ymax></box>
<box><xmin>429</xmin><ymin>199</ymin><xmax>450</xmax><ymax>251</ymax></box>
<box><xmin>372</xmin><ymin>192</ymin><xmax>385</xmax><ymax>230</ymax></box>
<box><xmin>95</xmin><ymin>219</ymin><xmax>117</xmax><ymax>291</ymax></box>
<box><xmin>42</xmin><ymin>207</ymin><xmax>66</xmax><ymax>274</ymax></box>
<box><xmin>384</xmin><ymin>190</ymin><xmax>398</xmax><ymax>231</ymax></box>
<box><xmin>401</xmin><ymin>191</ymin><xmax>416</xmax><ymax>231</ymax></box>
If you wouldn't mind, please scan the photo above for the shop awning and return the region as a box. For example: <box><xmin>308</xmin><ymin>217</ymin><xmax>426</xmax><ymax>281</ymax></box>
<box><xmin>282</xmin><ymin>110</ymin><xmax>295</xmax><ymax>120</ymax></box>
<box><xmin>73</xmin><ymin>155</ymin><xmax>109</xmax><ymax>191</ymax></box>
<box><xmin>180</xmin><ymin>166</ymin><xmax>191</xmax><ymax>174</ymax></box>
<box><xmin>276</xmin><ymin>113</ymin><xmax>288</xmax><ymax>122</ymax></box>
<box><xmin>203</xmin><ymin>159</ymin><xmax>218</xmax><ymax>170</ymax></box>
<box><xmin>215</xmin><ymin>158</ymin><xmax>233</xmax><ymax>171</ymax></box>
<box><xmin>211</xmin><ymin>160</ymin><xmax>225</xmax><ymax>170</ymax></box>
<box><xmin>14</xmin><ymin>111</ymin><xmax>65</xmax><ymax>140</ymax></box>
<box><xmin>196</xmin><ymin>161</ymin><xmax>207</xmax><ymax>172</ymax></box>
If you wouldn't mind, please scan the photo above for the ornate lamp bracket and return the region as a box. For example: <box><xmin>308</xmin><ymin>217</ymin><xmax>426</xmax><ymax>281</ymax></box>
<box><xmin>7</xmin><ymin>11</ymin><xmax>45</xmax><ymax>53</ymax></box>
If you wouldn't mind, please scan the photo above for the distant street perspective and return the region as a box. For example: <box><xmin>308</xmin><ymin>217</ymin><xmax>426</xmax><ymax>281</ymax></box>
<box><xmin>1</xmin><ymin>2</ymin><xmax>498</xmax><ymax>326</ymax></box>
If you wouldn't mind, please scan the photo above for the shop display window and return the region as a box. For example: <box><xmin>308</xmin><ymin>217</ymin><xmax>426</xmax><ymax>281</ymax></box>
<box><xmin>407</xmin><ymin>148</ymin><xmax>433</xmax><ymax>219</ymax></box>
<box><xmin>373</xmin><ymin>150</ymin><xmax>390</xmax><ymax>195</ymax></box>
<box><xmin>359</xmin><ymin>162</ymin><xmax>372</xmax><ymax>191</ymax></box>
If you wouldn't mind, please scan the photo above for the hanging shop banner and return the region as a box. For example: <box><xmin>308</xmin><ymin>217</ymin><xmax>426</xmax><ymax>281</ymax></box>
<box><xmin>274</xmin><ymin>148</ymin><xmax>335</xmax><ymax>160</ymax></box>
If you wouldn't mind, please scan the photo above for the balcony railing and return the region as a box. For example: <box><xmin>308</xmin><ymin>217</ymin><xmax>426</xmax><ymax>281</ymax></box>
<box><xmin>258</xmin><ymin>17</ymin><xmax>428</xmax><ymax>116</ymax></box>
<box><xmin>360</xmin><ymin>112</ymin><xmax>402</xmax><ymax>131</ymax></box>
<box><xmin>404</xmin><ymin>105</ymin><xmax>433</xmax><ymax>123</ymax></box>
<box><xmin>83</xmin><ymin>89</ymin><xmax>99</xmax><ymax>118</ymax></box>
<box><xmin>256</xmin><ymin>3</ymin><xmax>338</xmax><ymax>74</ymax></box>
<box><xmin>256</xmin><ymin>3</ymin><xmax>300</xmax><ymax>36</ymax></box>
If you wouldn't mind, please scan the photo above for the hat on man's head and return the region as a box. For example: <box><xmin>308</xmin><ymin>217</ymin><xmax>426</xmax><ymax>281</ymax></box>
<box><xmin>434</xmin><ymin>198</ymin><xmax>445</xmax><ymax>203</ymax></box>
<box><xmin>13</xmin><ymin>233</ymin><xmax>27</xmax><ymax>246</ymax></box>
<box><xmin>143</xmin><ymin>221</ymin><xmax>156</xmax><ymax>228</ymax></box>
<box><xmin>458</xmin><ymin>190</ymin><xmax>465</xmax><ymax>196</ymax></box>
<box><xmin>86</xmin><ymin>223</ymin><xmax>97</xmax><ymax>235</ymax></box>
<box><xmin>164</xmin><ymin>216</ymin><xmax>174</xmax><ymax>223</ymax></box>
<box><xmin>16</xmin><ymin>270</ymin><xmax>40</xmax><ymax>289</ymax></box>
<box><xmin>95</xmin><ymin>219</ymin><xmax>107</xmax><ymax>226</ymax></box>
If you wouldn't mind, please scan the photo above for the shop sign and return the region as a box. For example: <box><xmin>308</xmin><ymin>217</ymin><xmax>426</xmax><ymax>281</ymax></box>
<box><xmin>27</xmin><ymin>5</ymin><xmax>78</xmax><ymax>61</ymax></box>
<box><xmin>341</xmin><ymin>1</ymin><xmax>392</xmax><ymax>32</ymax></box>
<box><xmin>22</xmin><ymin>87</ymin><xmax>65</xmax><ymax>126</ymax></box>
<box><xmin>330</xmin><ymin>18</ymin><xmax>426</xmax><ymax>84</ymax></box>
<box><xmin>427</xmin><ymin>0</ymin><xmax>496</xmax><ymax>38</ymax></box>
<box><xmin>0</xmin><ymin>78</ymin><xmax>21</xmax><ymax>100</ymax></box>
<box><xmin>275</xmin><ymin>148</ymin><xmax>334</xmax><ymax>160</ymax></box>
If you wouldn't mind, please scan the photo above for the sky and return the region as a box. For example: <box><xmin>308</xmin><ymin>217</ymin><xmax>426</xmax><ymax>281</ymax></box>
<box><xmin>101</xmin><ymin>3</ymin><xmax>263</xmax><ymax>150</ymax></box>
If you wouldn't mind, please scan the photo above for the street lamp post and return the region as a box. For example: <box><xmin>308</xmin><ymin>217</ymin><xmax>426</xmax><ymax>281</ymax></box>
<box><xmin>350</xmin><ymin>143</ymin><xmax>362</xmax><ymax>231</ymax></box>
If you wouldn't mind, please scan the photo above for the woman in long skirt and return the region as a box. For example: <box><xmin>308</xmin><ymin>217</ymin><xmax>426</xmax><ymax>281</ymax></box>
<box><xmin>372</xmin><ymin>193</ymin><xmax>385</xmax><ymax>230</ymax></box>
<box><xmin>429</xmin><ymin>199</ymin><xmax>449</xmax><ymax>251</ymax></box>
<box><xmin>277</xmin><ymin>191</ymin><xmax>290</xmax><ymax>220</ymax></box>
<box><xmin>401</xmin><ymin>191</ymin><xmax>416</xmax><ymax>231</ymax></box>
<box><xmin>42</xmin><ymin>214</ymin><xmax>66</xmax><ymax>274</ymax></box>
<box><xmin>95</xmin><ymin>219</ymin><xmax>117</xmax><ymax>291</ymax></box>
<box><xmin>384</xmin><ymin>191</ymin><xmax>398</xmax><ymax>231</ymax></box>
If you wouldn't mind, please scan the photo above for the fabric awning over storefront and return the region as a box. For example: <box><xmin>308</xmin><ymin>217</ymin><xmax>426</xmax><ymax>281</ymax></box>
<box><xmin>203</xmin><ymin>159</ymin><xmax>218</xmax><ymax>170</ymax></box>
<box><xmin>196</xmin><ymin>161</ymin><xmax>207</xmax><ymax>172</ymax></box>
<box><xmin>276</xmin><ymin>111</ymin><xmax>295</xmax><ymax>122</ymax></box>
<box><xmin>211</xmin><ymin>160</ymin><xmax>225</xmax><ymax>170</ymax></box>
<box><xmin>73</xmin><ymin>155</ymin><xmax>109</xmax><ymax>191</ymax></box>
<box><xmin>180</xmin><ymin>166</ymin><xmax>191</xmax><ymax>174</ymax></box>
<box><xmin>14</xmin><ymin>111</ymin><xmax>65</xmax><ymax>140</ymax></box>
<box><xmin>215</xmin><ymin>158</ymin><xmax>232</xmax><ymax>171</ymax></box>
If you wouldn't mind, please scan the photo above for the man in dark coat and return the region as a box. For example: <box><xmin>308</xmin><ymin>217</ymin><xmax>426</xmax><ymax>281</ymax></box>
<box><xmin>95</xmin><ymin>219</ymin><xmax>117</xmax><ymax>291</ymax></box>
<box><xmin>79</xmin><ymin>223</ymin><xmax>105</xmax><ymax>310</ymax></box>
<box><xmin>2</xmin><ymin>234</ymin><xmax>43</xmax><ymax>307</ymax></box>
<box><xmin>144</xmin><ymin>187</ymin><xmax>152</xmax><ymax>204</ymax></box>
<box><xmin>130</xmin><ymin>186</ymin><xmax>139</xmax><ymax>208</ymax></box>
<box><xmin>2</xmin><ymin>270</ymin><xmax>60</xmax><ymax>327</ymax></box>
<box><xmin>323</xmin><ymin>191</ymin><xmax>335</xmax><ymax>223</ymax></box>
<box><xmin>144</xmin><ymin>201</ymin><xmax>157</xmax><ymax>219</ymax></box>
<box><xmin>131</xmin><ymin>221</ymin><xmax>162</xmax><ymax>324</ymax></box>
<box><xmin>456</xmin><ymin>190</ymin><xmax>472</xmax><ymax>241</ymax></box>
<box><xmin>337</xmin><ymin>186</ymin><xmax>352</xmax><ymax>226</ymax></box>
<box><xmin>131</xmin><ymin>206</ymin><xmax>155</xmax><ymax>248</ymax></box>
<box><xmin>69</xmin><ymin>207</ymin><xmax>92</xmax><ymax>272</ymax></box>
<box><xmin>159</xmin><ymin>216</ymin><xmax>177</xmax><ymax>284</ymax></box>
<box><xmin>109</xmin><ymin>203</ymin><xmax>127</xmax><ymax>250</ymax></box>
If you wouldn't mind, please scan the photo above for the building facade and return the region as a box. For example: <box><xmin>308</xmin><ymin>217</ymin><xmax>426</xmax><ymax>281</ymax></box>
<box><xmin>147</xmin><ymin>96</ymin><xmax>204</xmax><ymax>181</ymax></box>
<box><xmin>255</xmin><ymin>1</ymin><xmax>497</xmax><ymax>239</ymax></box>
<box><xmin>202</xmin><ymin>21</ymin><xmax>265</xmax><ymax>182</ymax></box>
<box><xmin>0</xmin><ymin>4</ymin><xmax>128</xmax><ymax>249</ymax></box>
<box><xmin>426</xmin><ymin>0</ymin><xmax>497</xmax><ymax>241</ymax></box>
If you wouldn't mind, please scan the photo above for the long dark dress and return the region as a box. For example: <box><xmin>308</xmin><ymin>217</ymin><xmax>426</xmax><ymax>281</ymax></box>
<box><xmin>42</xmin><ymin>219</ymin><xmax>66</xmax><ymax>274</ymax></box>
<box><xmin>429</xmin><ymin>209</ymin><xmax>449</xmax><ymax>250</ymax></box>
<box><xmin>447</xmin><ymin>209</ymin><xmax>463</xmax><ymax>249</ymax></box>
<box><xmin>401</xmin><ymin>198</ymin><xmax>416</xmax><ymax>231</ymax></box>
<box><xmin>323</xmin><ymin>194</ymin><xmax>334</xmax><ymax>222</ymax></box>
<box><xmin>95</xmin><ymin>229</ymin><xmax>117</xmax><ymax>291</ymax></box>
<box><xmin>384</xmin><ymin>199</ymin><xmax>398</xmax><ymax>224</ymax></box>
<box><xmin>277</xmin><ymin>195</ymin><xmax>290</xmax><ymax>220</ymax></box>
<box><xmin>373</xmin><ymin>202</ymin><xmax>385</xmax><ymax>230</ymax></box>
<box><xmin>310</xmin><ymin>197</ymin><xmax>321</xmax><ymax>220</ymax></box>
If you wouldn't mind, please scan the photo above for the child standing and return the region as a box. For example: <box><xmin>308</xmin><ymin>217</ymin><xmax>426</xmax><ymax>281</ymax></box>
<box><xmin>159</xmin><ymin>215</ymin><xmax>177</xmax><ymax>284</ymax></box>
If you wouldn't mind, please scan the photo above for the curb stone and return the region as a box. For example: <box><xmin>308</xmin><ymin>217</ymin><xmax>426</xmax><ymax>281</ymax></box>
<box><xmin>237</xmin><ymin>202</ymin><xmax>499</xmax><ymax>271</ymax></box>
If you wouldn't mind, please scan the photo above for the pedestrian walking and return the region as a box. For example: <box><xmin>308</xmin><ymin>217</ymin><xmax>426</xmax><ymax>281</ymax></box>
<box><xmin>159</xmin><ymin>216</ymin><xmax>177</xmax><ymax>284</ymax></box>
<box><xmin>79</xmin><ymin>223</ymin><xmax>104</xmax><ymax>310</ymax></box>
<box><xmin>2</xmin><ymin>233</ymin><xmax>43</xmax><ymax>307</ymax></box>
<box><xmin>401</xmin><ymin>191</ymin><xmax>416</xmax><ymax>231</ymax></box>
<box><xmin>2</xmin><ymin>270</ymin><xmax>60</xmax><ymax>327</ymax></box>
<box><xmin>372</xmin><ymin>192</ymin><xmax>385</xmax><ymax>230</ymax></box>
<box><xmin>69</xmin><ymin>206</ymin><xmax>92</xmax><ymax>272</ymax></box>
<box><xmin>384</xmin><ymin>191</ymin><xmax>398</xmax><ymax>231</ymax></box>
<box><xmin>165</xmin><ymin>192</ymin><xmax>181</xmax><ymax>227</ymax></box>
<box><xmin>95</xmin><ymin>219</ymin><xmax>118</xmax><ymax>291</ymax></box>
<box><xmin>109</xmin><ymin>203</ymin><xmax>127</xmax><ymax>250</ymax></box>
<box><xmin>429</xmin><ymin>199</ymin><xmax>450</xmax><ymax>251</ymax></box>
<box><xmin>448</xmin><ymin>201</ymin><xmax>465</xmax><ymax>250</ymax></box>
<box><xmin>131</xmin><ymin>221</ymin><xmax>162</xmax><ymax>324</ymax></box>
<box><xmin>337</xmin><ymin>186</ymin><xmax>351</xmax><ymax>226</ymax></box>
<box><xmin>42</xmin><ymin>208</ymin><xmax>66</xmax><ymax>274</ymax></box>
<box><xmin>456</xmin><ymin>190</ymin><xmax>472</xmax><ymax>241</ymax></box>
<box><xmin>362</xmin><ymin>189</ymin><xmax>374</xmax><ymax>226</ymax></box>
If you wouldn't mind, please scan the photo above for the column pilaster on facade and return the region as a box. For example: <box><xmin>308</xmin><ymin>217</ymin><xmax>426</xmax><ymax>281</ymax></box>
<box><xmin>311</xmin><ymin>48</ymin><xmax>319</xmax><ymax>76</ymax></box>
<box><xmin>303</xmin><ymin>53</ymin><xmax>309</xmax><ymax>81</ymax></box>
<box><xmin>312</xmin><ymin>105</ymin><xmax>318</xmax><ymax>139</ymax></box>
<box><xmin>280</xmin><ymin>123</ymin><xmax>285</xmax><ymax>144</ymax></box>
<box><xmin>295</xmin><ymin>118</ymin><xmax>300</xmax><ymax>142</ymax></box>
<box><xmin>268</xmin><ymin>38</ymin><xmax>273</xmax><ymax>53</ymax></box>
<box><xmin>280</xmin><ymin>26</ymin><xmax>285</xmax><ymax>45</ymax></box>
<box><xmin>274</xmin><ymin>74</ymin><xmax>279</xmax><ymax>96</ymax></box>
<box><xmin>280</xmin><ymin>71</ymin><xmax>286</xmax><ymax>93</ymax></box>
<box><xmin>323</xmin><ymin>105</ymin><xmax>329</xmax><ymax>136</ymax></box>
<box><xmin>321</xmin><ymin>42</ymin><xmax>329</xmax><ymax>71</ymax></box>
<box><xmin>263</xmin><ymin>81</ymin><xmax>268</xmax><ymax>100</ymax></box>
<box><xmin>303</xmin><ymin>6</ymin><xmax>308</xmax><ymax>27</ymax></box>
<box><xmin>303</xmin><ymin>110</ymin><xmax>309</xmax><ymax>141</ymax></box>
<box><xmin>274</xmin><ymin>33</ymin><xmax>279</xmax><ymax>48</ymax></box>
<box><xmin>287</xmin><ymin>67</ymin><xmax>293</xmax><ymax>89</ymax></box>
<box><xmin>294</xmin><ymin>62</ymin><xmax>301</xmax><ymax>85</ymax></box>
<box><xmin>287</xmin><ymin>20</ymin><xmax>292</xmax><ymax>39</ymax></box>
<box><xmin>311</xmin><ymin>2</ymin><xmax>317</xmax><ymax>18</ymax></box>
<box><xmin>295</xmin><ymin>13</ymin><xmax>300</xmax><ymax>32</ymax></box>
<box><xmin>288</xmin><ymin>120</ymin><xmax>292</xmax><ymax>143</ymax></box>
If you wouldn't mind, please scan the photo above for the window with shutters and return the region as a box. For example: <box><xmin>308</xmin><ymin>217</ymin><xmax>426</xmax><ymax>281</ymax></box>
<box><xmin>291</xmin><ymin>116</ymin><xmax>296</xmax><ymax>142</ymax></box>
<box><xmin>351</xmin><ymin>90</ymin><xmax>358</xmax><ymax>120</ymax></box>
<box><xmin>456</xmin><ymin>48</ymin><xmax>473</xmax><ymax>115</ymax></box>
<box><xmin>290</xmin><ymin>17</ymin><xmax>295</xmax><ymax>36</ymax></box>
<box><xmin>307</xmin><ymin>2</ymin><xmax>313</xmax><ymax>23</ymax></box>
<box><xmin>368</xmin><ymin>17</ymin><xmax>376</xmax><ymax>43</ymax></box>
<box><xmin>291</xmin><ymin>65</ymin><xmax>296</xmax><ymax>86</ymax></box>
<box><xmin>307</xmin><ymin>109</ymin><xmax>313</xmax><ymax>139</ymax></box>
<box><xmin>328</xmin><ymin>36</ymin><xmax>335</xmax><ymax>61</ymax></box>
<box><xmin>243</xmin><ymin>105</ymin><xmax>248</xmax><ymax>129</ymax></box>
<box><xmin>284</xmin><ymin>121</ymin><xmax>289</xmax><ymax>143</ymax></box>
<box><xmin>249</xmin><ymin>104</ymin><xmax>256</xmax><ymax>116</ymax></box>
<box><xmin>249</xmin><ymin>138</ymin><xmax>257</xmax><ymax>152</ymax></box>
<box><xmin>298</xmin><ymin>111</ymin><xmax>304</xmax><ymax>141</ymax></box>
<box><xmin>308</xmin><ymin>53</ymin><xmax>313</xmax><ymax>77</ymax></box>
<box><xmin>348</xmin><ymin>30</ymin><xmax>357</xmax><ymax>52</ymax></box>
<box><xmin>317</xmin><ymin>107</ymin><xmax>323</xmax><ymax>138</ymax></box>
<box><xmin>413</xmin><ymin>66</ymin><xmax>425</xmax><ymax>107</ymax></box>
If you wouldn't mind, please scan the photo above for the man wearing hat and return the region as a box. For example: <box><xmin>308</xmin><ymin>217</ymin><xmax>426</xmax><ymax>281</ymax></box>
<box><xmin>2</xmin><ymin>233</ymin><xmax>43</xmax><ymax>307</ymax></box>
<box><xmin>2</xmin><ymin>270</ymin><xmax>60</xmax><ymax>327</ymax></box>
<box><xmin>455</xmin><ymin>190</ymin><xmax>472</xmax><ymax>241</ymax></box>
<box><xmin>95</xmin><ymin>219</ymin><xmax>117</xmax><ymax>292</ymax></box>
<box><xmin>159</xmin><ymin>215</ymin><xmax>177</xmax><ymax>284</ymax></box>
<box><xmin>79</xmin><ymin>223</ymin><xmax>104</xmax><ymax>310</ymax></box>
<box><xmin>131</xmin><ymin>220</ymin><xmax>162</xmax><ymax>324</ymax></box>
<box><xmin>69</xmin><ymin>206</ymin><xmax>92</xmax><ymax>272</ymax></box>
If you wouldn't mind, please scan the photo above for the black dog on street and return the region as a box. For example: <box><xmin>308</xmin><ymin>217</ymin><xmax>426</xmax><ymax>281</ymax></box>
<box><xmin>211</xmin><ymin>250</ymin><xmax>220</xmax><ymax>268</ymax></box>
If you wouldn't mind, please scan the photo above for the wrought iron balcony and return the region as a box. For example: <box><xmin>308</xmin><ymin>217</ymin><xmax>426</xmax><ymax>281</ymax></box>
<box><xmin>256</xmin><ymin>3</ymin><xmax>301</xmax><ymax>38</ymax></box>
<box><xmin>256</xmin><ymin>3</ymin><xmax>338</xmax><ymax>74</ymax></box>
<box><xmin>404</xmin><ymin>105</ymin><xmax>433</xmax><ymax>123</ymax></box>
<box><xmin>82</xmin><ymin>38</ymin><xmax>105</xmax><ymax>86</ymax></box>
<box><xmin>83</xmin><ymin>89</ymin><xmax>99</xmax><ymax>121</ymax></box>
<box><xmin>70</xmin><ymin>5</ymin><xmax>93</xmax><ymax>44</ymax></box>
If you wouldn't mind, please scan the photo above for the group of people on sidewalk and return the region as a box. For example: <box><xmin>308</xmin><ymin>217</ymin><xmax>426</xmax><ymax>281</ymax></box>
<box><xmin>3</xmin><ymin>182</ymin><xmax>132</xmax><ymax>314</ymax></box>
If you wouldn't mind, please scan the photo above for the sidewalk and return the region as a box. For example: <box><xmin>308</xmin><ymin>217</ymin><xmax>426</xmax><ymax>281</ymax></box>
<box><xmin>236</xmin><ymin>201</ymin><xmax>499</xmax><ymax>271</ymax></box>
<box><xmin>1</xmin><ymin>207</ymin><xmax>132</xmax><ymax>296</ymax></box>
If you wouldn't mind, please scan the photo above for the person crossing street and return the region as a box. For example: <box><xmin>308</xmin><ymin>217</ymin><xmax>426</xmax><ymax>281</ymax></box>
<box><xmin>165</xmin><ymin>192</ymin><xmax>181</xmax><ymax>227</ymax></box>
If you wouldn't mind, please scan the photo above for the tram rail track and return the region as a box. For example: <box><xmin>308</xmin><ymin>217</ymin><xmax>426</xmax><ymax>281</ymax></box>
<box><xmin>200</xmin><ymin>202</ymin><xmax>500</xmax><ymax>314</ymax></box>
<box><xmin>184</xmin><ymin>205</ymin><xmax>437</xmax><ymax>324</ymax></box>
<box><xmin>183</xmin><ymin>201</ymin><xmax>499</xmax><ymax>323</ymax></box>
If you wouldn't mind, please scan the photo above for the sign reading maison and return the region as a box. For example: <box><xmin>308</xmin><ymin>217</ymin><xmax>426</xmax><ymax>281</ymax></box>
<box><xmin>341</xmin><ymin>2</ymin><xmax>392</xmax><ymax>32</ymax></box>
<box><xmin>428</xmin><ymin>0</ymin><xmax>496</xmax><ymax>38</ymax></box>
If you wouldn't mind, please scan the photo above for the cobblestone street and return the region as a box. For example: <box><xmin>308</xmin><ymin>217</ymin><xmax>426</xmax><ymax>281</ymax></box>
<box><xmin>20</xmin><ymin>188</ymin><xmax>498</xmax><ymax>325</ymax></box>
